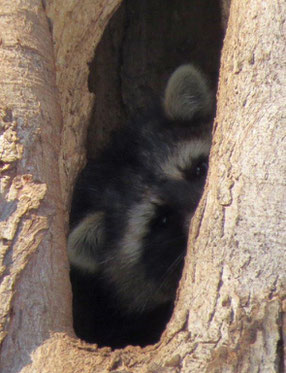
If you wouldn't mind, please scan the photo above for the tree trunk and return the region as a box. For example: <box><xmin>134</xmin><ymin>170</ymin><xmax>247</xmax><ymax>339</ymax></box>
<box><xmin>0</xmin><ymin>0</ymin><xmax>285</xmax><ymax>372</ymax></box>
<box><xmin>0</xmin><ymin>0</ymin><xmax>72</xmax><ymax>371</ymax></box>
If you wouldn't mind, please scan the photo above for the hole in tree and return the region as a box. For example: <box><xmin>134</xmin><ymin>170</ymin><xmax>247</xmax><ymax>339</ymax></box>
<box><xmin>69</xmin><ymin>0</ymin><xmax>223</xmax><ymax>349</ymax></box>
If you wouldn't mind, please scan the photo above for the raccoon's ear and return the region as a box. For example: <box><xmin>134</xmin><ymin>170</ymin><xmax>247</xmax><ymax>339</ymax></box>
<box><xmin>67</xmin><ymin>212</ymin><xmax>105</xmax><ymax>272</ymax></box>
<box><xmin>164</xmin><ymin>64</ymin><xmax>212</xmax><ymax>121</ymax></box>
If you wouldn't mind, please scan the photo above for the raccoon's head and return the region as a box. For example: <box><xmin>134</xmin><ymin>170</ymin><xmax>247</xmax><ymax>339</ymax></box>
<box><xmin>68</xmin><ymin>64</ymin><xmax>213</xmax><ymax>314</ymax></box>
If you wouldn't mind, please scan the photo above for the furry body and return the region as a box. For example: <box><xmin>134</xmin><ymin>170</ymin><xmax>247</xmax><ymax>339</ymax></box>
<box><xmin>68</xmin><ymin>65</ymin><xmax>212</xmax><ymax>348</ymax></box>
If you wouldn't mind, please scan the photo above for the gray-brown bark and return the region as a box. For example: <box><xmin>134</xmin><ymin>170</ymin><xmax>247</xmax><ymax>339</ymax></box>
<box><xmin>0</xmin><ymin>0</ymin><xmax>285</xmax><ymax>372</ymax></box>
<box><xmin>0</xmin><ymin>1</ymin><xmax>72</xmax><ymax>372</ymax></box>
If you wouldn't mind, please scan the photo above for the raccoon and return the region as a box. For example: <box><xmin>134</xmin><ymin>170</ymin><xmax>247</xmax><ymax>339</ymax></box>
<box><xmin>68</xmin><ymin>64</ymin><xmax>213</xmax><ymax>348</ymax></box>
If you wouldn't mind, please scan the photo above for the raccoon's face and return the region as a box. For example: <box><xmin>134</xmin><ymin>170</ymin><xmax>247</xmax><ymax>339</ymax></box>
<box><xmin>68</xmin><ymin>64</ymin><xmax>212</xmax><ymax>314</ymax></box>
<box><xmin>68</xmin><ymin>138</ymin><xmax>210</xmax><ymax>313</ymax></box>
<box><xmin>106</xmin><ymin>138</ymin><xmax>210</xmax><ymax>312</ymax></box>
<box><xmin>140</xmin><ymin>150</ymin><xmax>209</xmax><ymax>297</ymax></box>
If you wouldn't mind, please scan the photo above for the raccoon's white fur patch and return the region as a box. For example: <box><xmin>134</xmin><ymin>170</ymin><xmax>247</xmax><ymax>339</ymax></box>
<box><xmin>161</xmin><ymin>139</ymin><xmax>211</xmax><ymax>180</ymax></box>
<box><xmin>103</xmin><ymin>196</ymin><xmax>171</xmax><ymax>313</ymax></box>
<box><xmin>164</xmin><ymin>64</ymin><xmax>212</xmax><ymax>121</ymax></box>
<box><xmin>118</xmin><ymin>195</ymin><xmax>160</xmax><ymax>265</ymax></box>
<box><xmin>67</xmin><ymin>212</ymin><xmax>104</xmax><ymax>272</ymax></box>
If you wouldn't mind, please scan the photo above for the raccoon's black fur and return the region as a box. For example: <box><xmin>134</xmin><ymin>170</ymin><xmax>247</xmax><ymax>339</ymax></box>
<box><xmin>68</xmin><ymin>65</ymin><xmax>213</xmax><ymax>348</ymax></box>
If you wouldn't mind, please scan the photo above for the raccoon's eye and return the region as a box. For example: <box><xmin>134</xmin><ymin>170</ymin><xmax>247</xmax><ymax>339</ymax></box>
<box><xmin>151</xmin><ymin>206</ymin><xmax>173</xmax><ymax>229</ymax></box>
<box><xmin>184</xmin><ymin>157</ymin><xmax>208</xmax><ymax>180</ymax></box>
<box><xmin>157</xmin><ymin>215</ymin><xmax>168</xmax><ymax>227</ymax></box>
<box><xmin>194</xmin><ymin>160</ymin><xmax>208</xmax><ymax>177</ymax></box>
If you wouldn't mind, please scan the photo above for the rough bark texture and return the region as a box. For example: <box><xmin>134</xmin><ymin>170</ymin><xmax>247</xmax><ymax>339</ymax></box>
<box><xmin>0</xmin><ymin>1</ymin><xmax>73</xmax><ymax>372</ymax></box>
<box><xmin>0</xmin><ymin>0</ymin><xmax>285</xmax><ymax>372</ymax></box>
<box><xmin>46</xmin><ymin>0</ymin><xmax>124</xmax><ymax>207</ymax></box>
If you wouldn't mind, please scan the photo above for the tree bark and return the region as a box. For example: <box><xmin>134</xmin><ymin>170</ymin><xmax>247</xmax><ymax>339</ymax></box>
<box><xmin>0</xmin><ymin>1</ymin><xmax>72</xmax><ymax>371</ymax></box>
<box><xmin>0</xmin><ymin>0</ymin><xmax>285</xmax><ymax>372</ymax></box>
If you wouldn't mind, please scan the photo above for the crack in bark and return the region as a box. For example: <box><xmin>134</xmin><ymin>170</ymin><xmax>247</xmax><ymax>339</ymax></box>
<box><xmin>208</xmin><ymin>268</ymin><xmax>223</xmax><ymax>325</ymax></box>
<box><xmin>278</xmin><ymin>304</ymin><xmax>286</xmax><ymax>372</ymax></box>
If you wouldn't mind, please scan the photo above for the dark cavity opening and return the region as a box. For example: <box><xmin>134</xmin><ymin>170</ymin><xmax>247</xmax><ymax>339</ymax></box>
<box><xmin>69</xmin><ymin>0</ymin><xmax>223</xmax><ymax>349</ymax></box>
